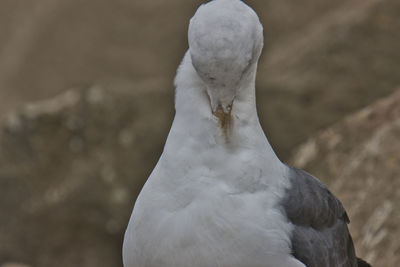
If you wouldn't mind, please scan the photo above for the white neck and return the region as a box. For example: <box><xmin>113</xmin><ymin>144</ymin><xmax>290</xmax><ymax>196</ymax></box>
<box><xmin>160</xmin><ymin>52</ymin><xmax>281</xmax><ymax>171</ymax></box>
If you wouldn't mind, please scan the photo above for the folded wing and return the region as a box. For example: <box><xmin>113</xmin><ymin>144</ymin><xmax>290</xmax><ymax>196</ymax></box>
<box><xmin>281</xmin><ymin>166</ymin><xmax>358</xmax><ymax>267</ymax></box>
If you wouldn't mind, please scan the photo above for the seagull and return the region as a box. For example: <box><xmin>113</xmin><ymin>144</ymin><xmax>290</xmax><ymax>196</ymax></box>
<box><xmin>123</xmin><ymin>0</ymin><xmax>371</xmax><ymax>266</ymax></box>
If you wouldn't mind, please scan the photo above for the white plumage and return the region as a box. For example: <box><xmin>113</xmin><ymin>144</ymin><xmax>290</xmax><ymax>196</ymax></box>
<box><xmin>123</xmin><ymin>1</ymin><xmax>361</xmax><ymax>266</ymax></box>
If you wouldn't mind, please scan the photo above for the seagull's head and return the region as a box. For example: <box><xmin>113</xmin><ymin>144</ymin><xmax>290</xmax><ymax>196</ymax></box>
<box><xmin>188</xmin><ymin>0</ymin><xmax>263</xmax><ymax>126</ymax></box>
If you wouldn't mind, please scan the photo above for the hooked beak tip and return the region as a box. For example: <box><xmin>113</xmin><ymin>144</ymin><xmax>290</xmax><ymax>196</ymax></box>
<box><xmin>213</xmin><ymin>103</ymin><xmax>233</xmax><ymax>129</ymax></box>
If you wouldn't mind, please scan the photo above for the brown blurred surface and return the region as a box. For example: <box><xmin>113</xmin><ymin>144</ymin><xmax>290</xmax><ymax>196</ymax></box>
<box><xmin>1</xmin><ymin>0</ymin><xmax>400</xmax><ymax>159</ymax></box>
<box><xmin>291</xmin><ymin>88</ymin><xmax>400</xmax><ymax>266</ymax></box>
<box><xmin>0</xmin><ymin>0</ymin><xmax>399</xmax><ymax>266</ymax></box>
<box><xmin>0</xmin><ymin>86</ymin><xmax>173</xmax><ymax>267</ymax></box>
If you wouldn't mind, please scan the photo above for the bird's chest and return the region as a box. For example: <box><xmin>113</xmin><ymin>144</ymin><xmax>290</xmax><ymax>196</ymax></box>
<box><xmin>124</xmin><ymin>180</ymin><xmax>293</xmax><ymax>267</ymax></box>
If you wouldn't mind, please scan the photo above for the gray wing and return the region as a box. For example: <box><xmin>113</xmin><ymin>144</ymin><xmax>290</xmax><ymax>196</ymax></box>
<box><xmin>282</xmin><ymin>166</ymin><xmax>358</xmax><ymax>267</ymax></box>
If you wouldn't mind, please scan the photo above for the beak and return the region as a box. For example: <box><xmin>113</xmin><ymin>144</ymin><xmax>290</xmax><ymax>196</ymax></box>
<box><xmin>213</xmin><ymin>102</ymin><xmax>233</xmax><ymax>129</ymax></box>
<box><xmin>205</xmin><ymin>86</ymin><xmax>235</xmax><ymax>130</ymax></box>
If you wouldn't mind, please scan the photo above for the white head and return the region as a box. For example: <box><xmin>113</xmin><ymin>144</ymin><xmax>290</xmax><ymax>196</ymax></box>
<box><xmin>188</xmin><ymin>0</ymin><xmax>263</xmax><ymax>116</ymax></box>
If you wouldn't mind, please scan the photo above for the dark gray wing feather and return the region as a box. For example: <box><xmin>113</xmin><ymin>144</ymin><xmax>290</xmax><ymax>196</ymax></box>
<box><xmin>282</xmin><ymin>166</ymin><xmax>358</xmax><ymax>267</ymax></box>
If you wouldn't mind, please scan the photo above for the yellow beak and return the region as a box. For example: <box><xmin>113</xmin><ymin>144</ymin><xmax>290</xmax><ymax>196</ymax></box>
<box><xmin>213</xmin><ymin>103</ymin><xmax>232</xmax><ymax>130</ymax></box>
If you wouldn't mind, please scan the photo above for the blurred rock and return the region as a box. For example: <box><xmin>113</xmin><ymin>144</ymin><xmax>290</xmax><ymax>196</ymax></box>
<box><xmin>1</xmin><ymin>0</ymin><xmax>400</xmax><ymax>159</ymax></box>
<box><xmin>291</xmin><ymin>88</ymin><xmax>400</xmax><ymax>267</ymax></box>
<box><xmin>1</xmin><ymin>0</ymin><xmax>400</xmax><ymax>266</ymax></box>
<box><xmin>1</xmin><ymin>263</ymin><xmax>31</xmax><ymax>267</ymax></box>
<box><xmin>0</xmin><ymin>85</ymin><xmax>173</xmax><ymax>267</ymax></box>
<box><xmin>258</xmin><ymin>0</ymin><xmax>400</xmax><ymax>158</ymax></box>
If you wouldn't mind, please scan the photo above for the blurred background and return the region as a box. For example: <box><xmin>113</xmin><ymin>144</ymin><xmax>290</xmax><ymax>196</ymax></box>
<box><xmin>0</xmin><ymin>0</ymin><xmax>399</xmax><ymax>266</ymax></box>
